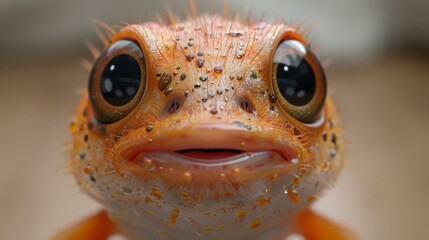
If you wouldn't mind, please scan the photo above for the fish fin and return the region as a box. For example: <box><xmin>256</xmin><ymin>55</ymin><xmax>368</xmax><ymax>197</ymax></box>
<box><xmin>50</xmin><ymin>210</ymin><xmax>117</xmax><ymax>240</ymax></box>
<box><xmin>291</xmin><ymin>209</ymin><xmax>358</xmax><ymax>240</ymax></box>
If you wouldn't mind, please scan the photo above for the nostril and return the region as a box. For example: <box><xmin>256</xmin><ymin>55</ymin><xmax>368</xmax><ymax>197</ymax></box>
<box><xmin>238</xmin><ymin>96</ymin><xmax>256</xmax><ymax>114</ymax></box>
<box><xmin>167</xmin><ymin>99</ymin><xmax>180</xmax><ymax>113</ymax></box>
<box><xmin>164</xmin><ymin>95</ymin><xmax>184</xmax><ymax>115</ymax></box>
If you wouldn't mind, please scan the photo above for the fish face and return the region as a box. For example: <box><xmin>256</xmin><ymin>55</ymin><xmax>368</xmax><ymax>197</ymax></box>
<box><xmin>70</xmin><ymin>16</ymin><xmax>343</xmax><ymax>240</ymax></box>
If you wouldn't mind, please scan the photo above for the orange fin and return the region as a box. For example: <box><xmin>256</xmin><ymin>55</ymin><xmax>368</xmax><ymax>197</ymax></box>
<box><xmin>291</xmin><ymin>209</ymin><xmax>358</xmax><ymax>240</ymax></box>
<box><xmin>50</xmin><ymin>210</ymin><xmax>116</xmax><ymax>240</ymax></box>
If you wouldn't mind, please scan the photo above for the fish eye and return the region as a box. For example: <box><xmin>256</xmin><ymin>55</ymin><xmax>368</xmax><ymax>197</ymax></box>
<box><xmin>272</xmin><ymin>39</ymin><xmax>326</xmax><ymax>123</ymax></box>
<box><xmin>88</xmin><ymin>40</ymin><xmax>146</xmax><ymax>124</ymax></box>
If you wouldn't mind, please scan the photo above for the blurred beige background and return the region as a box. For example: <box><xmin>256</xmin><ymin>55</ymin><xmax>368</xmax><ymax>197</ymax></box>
<box><xmin>0</xmin><ymin>0</ymin><xmax>428</xmax><ymax>239</ymax></box>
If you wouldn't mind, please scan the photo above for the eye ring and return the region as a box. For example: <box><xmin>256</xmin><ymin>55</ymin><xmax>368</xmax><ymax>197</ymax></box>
<box><xmin>272</xmin><ymin>39</ymin><xmax>326</xmax><ymax>123</ymax></box>
<box><xmin>88</xmin><ymin>40</ymin><xmax>147</xmax><ymax>124</ymax></box>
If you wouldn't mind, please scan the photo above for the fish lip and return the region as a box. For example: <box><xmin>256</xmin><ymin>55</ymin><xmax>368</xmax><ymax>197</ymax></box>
<box><xmin>116</xmin><ymin>121</ymin><xmax>301</xmax><ymax>168</ymax></box>
<box><xmin>130</xmin><ymin>150</ymin><xmax>298</xmax><ymax>167</ymax></box>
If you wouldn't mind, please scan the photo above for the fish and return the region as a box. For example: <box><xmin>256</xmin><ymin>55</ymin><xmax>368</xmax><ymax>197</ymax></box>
<box><xmin>54</xmin><ymin>8</ymin><xmax>356</xmax><ymax>240</ymax></box>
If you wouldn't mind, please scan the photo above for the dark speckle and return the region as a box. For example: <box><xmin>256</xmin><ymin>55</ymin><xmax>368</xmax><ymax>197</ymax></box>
<box><xmin>197</xmin><ymin>58</ymin><xmax>205</xmax><ymax>68</ymax></box>
<box><xmin>180</xmin><ymin>73</ymin><xmax>187</xmax><ymax>81</ymax></box>
<box><xmin>210</xmin><ymin>108</ymin><xmax>218</xmax><ymax>114</ymax></box>
<box><xmin>184</xmin><ymin>91</ymin><xmax>189</xmax><ymax>97</ymax></box>
<box><xmin>293</xmin><ymin>127</ymin><xmax>301</xmax><ymax>136</ymax></box>
<box><xmin>232</xmin><ymin>121</ymin><xmax>245</xmax><ymax>128</ymax></box>
<box><xmin>245</xmin><ymin>125</ymin><xmax>252</xmax><ymax>130</ymax></box>
<box><xmin>84</xmin><ymin>134</ymin><xmax>88</xmax><ymax>142</ymax></box>
<box><xmin>156</xmin><ymin>72</ymin><xmax>162</xmax><ymax>77</ymax></box>
<box><xmin>322</xmin><ymin>132</ymin><xmax>327</xmax><ymax>141</ymax></box>
<box><xmin>250</xmin><ymin>71</ymin><xmax>258</xmax><ymax>79</ymax></box>
<box><xmin>90</xmin><ymin>175</ymin><xmax>96</xmax><ymax>183</ymax></box>
<box><xmin>163</xmin><ymin>87</ymin><xmax>173</xmax><ymax>95</ymax></box>
<box><xmin>186</xmin><ymin>53</ymin><xmax>195</xmax><ymax>61</ymax></box>
<box><xmin>197</xmin><ymin>50</ymin><xmax>204</xmax><ymax>56</ymax></box>
<box><xmin>214</xmin><ymin>66</ymin><xmax>223</xmax><ymax>74</ymax></box>
<box><xmin>87</xmin><ymin>121</ymin><xmax>94</xmax><ymax>130</ymax></box>
<box><xmin>199</xmin><ymin>74</ymin><xmax>208</xmax><ymax>82</ymax></box>
<box><xmin>269</xmin><ymin>104</ymin><xmax>275</xmax><ymax>111</ymax></box>
<box><xmin>284</xmin><ymin>120</ymin><xmax>289</xmax><ymax>128</ymax></box>
<box><xmin>331</xmin><ymin>133</ymin><xmax>337</xmax><ymax>145</ymax></box>
<box><xmin>236</xmin><ymin>74</ymin><xmax>243</xmax><ymax>80</ymax></box>
<box><xmin>79</xmin><ymin>151</ymin><xmax>86</xmax><ymax>160</ymax></box>
<box><xmin>201</xmin><ymin>97</ymin><xmax>208</xmax><ymax>102</ymax></box>
<box><xmin>330</xmin><ymin>149</ymin><xmax>337</xmax><ymax>158</ymax></box>
<box><xmin>158</xmin><ymin>73</ymin><xmax>172</xmax><ymax>91</ymax></box>
<box><xmin>268</xmin><ymin>93</ymin><xmax>277</xmax><ymax>103</ymax></box>
<box><xmin>146</xmin><ymin>124</ymin><xmax>154</xmax><ymax>132</ymax></box>
<box><xmin>194</xmin><ymin>82</ymin><xmax>201</xmax><ymax>88</ymax></box>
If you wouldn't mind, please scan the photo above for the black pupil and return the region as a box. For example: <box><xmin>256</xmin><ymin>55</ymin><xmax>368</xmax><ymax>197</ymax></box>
<box><xmin>275</xmin><ymin>40</ymin><xmax>316</xmax><ymax>106</ymax></box>
<box><xmin>101</xmin><ymin>54</ymin><xmax>141</xmax><ymax>106</ymax></box>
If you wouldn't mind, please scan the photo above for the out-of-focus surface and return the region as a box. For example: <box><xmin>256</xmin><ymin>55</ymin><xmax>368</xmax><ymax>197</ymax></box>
<box><xmin>0</xmin><ymin>0</ymin><xmax>428</xmax><ymax>240</ymax></box>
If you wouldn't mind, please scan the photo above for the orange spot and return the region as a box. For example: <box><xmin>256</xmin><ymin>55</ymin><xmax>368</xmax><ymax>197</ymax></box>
<box><xmin>183</xmin><ymin>172</ymin><xmax>193</xmax><ymax>182</ymax></box>
<box><xmin>84</xmin><ymin>166</ymin><xmax>93</xmax><ymax>174</ymax></box>
<box><xmin>257</xmin><ymin>196</ymin><xmax>271</xmax><ymax>207</ymax></box>
<box><xmin>70</xmin><ymin>123</ymin><xmax>79</xmax><ymax>134</ymax></box>
<box><xmin>181</xmin><ymin>192</ymin><xmax>192</xmax><ymax>201</ymax></box>
<box><xmin>151</xmin><ymin>188</ymin><xmax>164</xmax><ymax>200</ymax></box>
<box><xmin>170</xmin><ymin>209</ymin><xmax>180</xmax><ymax>224</ymax></box>
<box><xmin>322</xmin><ymin>162</ymin><xmax>331</xmax><ymax>172</ymax></box>
<box><xmin>203</xmin><ymin>226</ymin><xmax>215</xmax><ymax>231</ymax></box>
<box><xmin>144</xmin><ymin>159</ymin><xmax>152</xmax><ymax>167</ymax></box>
<box><xmin>224</xmin><ymin>190</ymin><xmax>232</xmax><ymax>198</ymax></box>
<box><xmin>293</xmin><ymin>175</ymin><xmax>301</xmax><ymax>186</ymax></box>
<box><xmin>144</xmin><ymin>209</ymin><xmax>153</xmax><ymax>216</ymax></box>
<box><xmin>307</xmin><ymin>195</ymin><xmax>316</xmax><ymax>202</ymax></box>
<box><xmin>235</xmin><ymin>209</ymin><xmax>248</xmax><ymax>218</ymax></box>
<box><xmin>287</xmin><ymin>188</ymin><xmax>301</xmax><ymax>204</ymax></box>
<box><xmin>232</xmin><ymin>168</ymin><xmax>240</xmax><ymax>175</ymax></box>
<box><xmin>248</xmin><ymin>219</ymin><xmax>262</xmax><ymax>229</ymax></box>
<box><xmin>144</xmin><ymin>196</ymin><xmax>153</xmax><ymax>203</ymax></box>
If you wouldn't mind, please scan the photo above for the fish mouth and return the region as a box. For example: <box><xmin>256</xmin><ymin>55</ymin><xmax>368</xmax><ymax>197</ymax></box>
<box><xmin>175</xmin><ymin>148</ymin><xmax>245</xmax><ymax>161</ymax></box>
<box><xmin>115</xmin><ymin>122</ymin><xmax>302</xmax><ymax>180</ymax></box>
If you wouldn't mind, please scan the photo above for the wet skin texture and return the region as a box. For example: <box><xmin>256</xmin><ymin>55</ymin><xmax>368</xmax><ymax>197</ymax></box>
<box><xmin>56</xmin><ymin>15</ymin><xmax>355</xmax><ymax>240</ymax></box>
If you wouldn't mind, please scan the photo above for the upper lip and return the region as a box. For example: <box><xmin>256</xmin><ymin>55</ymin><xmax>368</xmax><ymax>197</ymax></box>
<box><xmin>114</xmin><ymin>121</ymin><xmax>301</xmax><ymax>167</ymax></box>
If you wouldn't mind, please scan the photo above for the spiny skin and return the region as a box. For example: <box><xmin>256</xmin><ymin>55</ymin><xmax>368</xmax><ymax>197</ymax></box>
<box><xmin>68</xmin><ymin>16</ymin><xmax>344</xmax><ymax>240</ymax></box>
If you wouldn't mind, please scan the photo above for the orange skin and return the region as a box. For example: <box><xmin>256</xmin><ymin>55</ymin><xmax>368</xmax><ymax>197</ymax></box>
<box><xmin>56</xmin><ymin>15</ymin><xmax>355</xmax><ymax>239</ymax></box>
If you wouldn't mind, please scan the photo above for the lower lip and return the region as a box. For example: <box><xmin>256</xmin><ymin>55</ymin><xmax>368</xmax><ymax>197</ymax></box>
<box><xmin>122</xmin><ymin>151</ymin><xmax>300</xmax><ymax>182</ymax></box>
<box><xmin>126</xmin><ymin>151</ymin><xmax>299</xmax><ymax>169</ymax></box>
